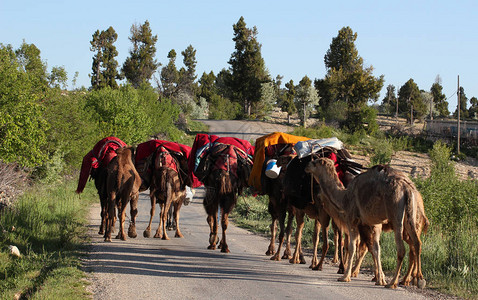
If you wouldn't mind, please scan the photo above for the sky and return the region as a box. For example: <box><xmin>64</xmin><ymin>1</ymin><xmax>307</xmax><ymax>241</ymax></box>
<box><xmin>2</xmin><ymin>0</ymin><xmax>477</xmax><ymax>111</ymax></box>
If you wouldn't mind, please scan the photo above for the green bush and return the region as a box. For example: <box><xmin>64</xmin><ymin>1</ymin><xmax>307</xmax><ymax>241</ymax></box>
<box><xmin>208</xmin><ymin>94</ymin><xmax>241</xmax><ymax>120</ymax></box>
<box><xmin>370</xmin><ymin>138</ymin><xmax>393</xmax><ymax>165</ymax></box>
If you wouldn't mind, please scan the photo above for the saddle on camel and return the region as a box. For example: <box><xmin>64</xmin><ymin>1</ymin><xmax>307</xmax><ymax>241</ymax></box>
<box><xmin>76</xmin><ymin>136</ymin><xmax>126</xmax><ymax>235</ymax></box>
<box><xmin>249</xmin><ymin>132</ymin><xmax>310</xmax><ymax>261</ymax></box>
<box><xmin>135</xmin><ymin>139</ymin><xmax>200</xmax><ymax>240</ymax></box>
<box><xmin>189</xmin><ymin>133</ymin><xmax>254</xmax><ymax>253</ymax></box>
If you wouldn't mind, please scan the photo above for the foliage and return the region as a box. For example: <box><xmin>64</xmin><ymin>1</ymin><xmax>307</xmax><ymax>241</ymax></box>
<box><xmin>0</xmin><ymin>180</ymin><xmax>94</xmax><ymax>299</ymax></box>
<box><xmin>398</xmin><ymin>79</ymin><xmax>427</xmax><ymax>122</ymax></box>
<box><xmin>85</xmin><ymin>85</ymin><xmax>181</xmax><ymax>145</ymax></box>
<box><xmin>90</xmin><ymin>26</ymin><xmax>121</xmax><ymax>89</ymax></box>
<box><xmin>295</xmin><ymin>76</ymin><xmax>319</xmax><ymax>127</ymax></box>
<box><xmin>453</xmin><ymin>87</ymin><xmax>469</xmax><ymax>119</ymax></box>
<box><xmin>253</xmin><ymin>82</ymin><xmax>275</xmax><ymax>119</ymax></box>
<box><xmin>430</xmin><ymin>76</ymin><xmax>449</xmax><ymax>117</ymax></box>
<box><xmin>122</xmin><ymin>20</ymin><xmax>159</xmax><ymax>88</ymax></box>
<box><xmin>228</xmin><ymin>16</ymin><xmax>270</xmax><ymax>115</ymax></box>
<box><xmin>178</xmin><ymin>44</ymin><xmax>198</xmax><ymax>97</ymax></box>
<box><xmin>369</xmin><ymin>138</ymin><xmax>393</xmax><ymax>165</ymax></box>
<box><xmin>160</xmin><ymin>49</ymin><xmax>179</xmax><ymax>99</ymax></box>
<box><xmin>0</xmin><ymin>44</ymin><xmax>49</xmax><ymax>168</ymax></box>
<box><xmin>341</xmin><ymin>104</ymin><xmax>379</xmax><ymax>135</ymax></box>
<box><xmin>317</xmin><ymin>26</ymin><xmax>383</xmax><ymax>130</ymax></box>
<box><xmin>208</xmin><ymin>94</ymin><xmax>241</xmax><ymax>120</ymax></box>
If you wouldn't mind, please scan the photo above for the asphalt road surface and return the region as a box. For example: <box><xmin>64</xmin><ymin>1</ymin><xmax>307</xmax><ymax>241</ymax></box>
<box><xmin>83</xmin><ymin>120</ymin><xmax>429</xmax><ymax>300</ymax></box>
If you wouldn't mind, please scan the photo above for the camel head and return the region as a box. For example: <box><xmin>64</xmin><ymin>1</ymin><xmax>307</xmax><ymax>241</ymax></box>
<box><xmin>305</xmin><ymin>158</ymin><xmax>338</xmax><ymax>182</ymax></box>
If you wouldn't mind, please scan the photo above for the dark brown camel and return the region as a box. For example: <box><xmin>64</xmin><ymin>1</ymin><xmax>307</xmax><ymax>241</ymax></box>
<box><xmin>135</xmin><ymin>140</ymin><xmax>193</xmax><ymax>240</ymax></box>
<box><xmin>104</xmin><ymin>146</ymin><xmax>141</xmax><ymax>242</ymax></box>
<box><xmin>262</xmin><ymin>144</ymin><xmax>296</xmax><ymax>261</ymax></box>
<box><xmin>305</xmin><ymin>157</ymin><xmax>428</xmax><ymax>289</ymax></box>
<box><xmin>76</xmin><ymin>137</ymin><xmax>126</xmax><ymax>235</ymax></box>
<box><xmin>199</xmin><ymin>144</ymin><xmax>252</xmax><ymax>253</ymax></box>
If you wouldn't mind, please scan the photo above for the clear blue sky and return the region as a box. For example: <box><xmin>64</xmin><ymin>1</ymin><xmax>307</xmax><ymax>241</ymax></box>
<box><xmin>2</xmin><ymin>0</ymin><xmax>477</xmax><ymax>111</ymax></box>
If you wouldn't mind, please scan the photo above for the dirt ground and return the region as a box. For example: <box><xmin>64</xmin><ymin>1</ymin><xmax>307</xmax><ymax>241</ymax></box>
<box><xmin>269</xmin><ymin>108</ymin><xmax>478</xmax><ymax>180</ymax></box>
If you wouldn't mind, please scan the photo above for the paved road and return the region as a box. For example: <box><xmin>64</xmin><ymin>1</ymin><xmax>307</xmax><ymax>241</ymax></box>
<box><xmin>84</xmin><ymin>120</ymin><xmax>428</xmax><ymax>300</ymax></box>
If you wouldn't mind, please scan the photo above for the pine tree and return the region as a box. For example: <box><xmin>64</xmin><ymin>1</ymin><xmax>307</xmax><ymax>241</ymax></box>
<box><xmin>122</xmin><ymin>20</ymin><xmax>159</xmax><ymax>88</ymax></box>
<box><xmin>228</xmin><ymin>16</ymin><xmax>270</xmax><ymax>116</ymax></box>
<box><xmin>90</xmin><ymin>26</ymin><xmax>120</xmax><ymax>89</ymax></box>
<box><xmin>398</xmin><ymin>79</ymin><xmax>427</xmax><ymax>123</ymax></box>
<box><xmin>160</xmin><ymin>49</ymin><xmax>179</xmax><ymax>99</ymax></box>
<box><xmin>454</xmin><ymin>87</ymin><xmax>469</xmax><ymax>119</ymax></box>
<box><xmin>178</xmin><ymin>45</ymin><xmax>198</xmax><ymax>97</ymax></box>
<box><xmin>430</xmin><ymin>75</ymin><xmax>449</xmax><ymax>117</ymax></box>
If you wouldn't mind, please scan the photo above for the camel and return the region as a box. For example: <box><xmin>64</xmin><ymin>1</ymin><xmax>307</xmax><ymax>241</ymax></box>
<box><xmin>305</xmin><ymin>157</ymin><xmax>428</xmax><ymax>289</ymax></box>
<box><xmin>280</xmin><ymin>153</ymin><xmax>348</xmax><ymax>270</ymax></box>
<box><xmin>104</xmin><ymin>146</ymin><xmax>141</xmax><ymax>242</ymax></box>
<box><xmin>199</xmin><ymin>143</ymin><xmax>252</xmax><ymax>253</ymax></box>
<box><xmin>76</xmin><ymin>136</ymin><xmax>126</xmax><ymax>235</ymax></box>
<box><xmin>135</xmin><ymin>140</ymin><xmax>194</xmax><ymax>240</ymax></box>
<box><xmin>261</xmin><ymin>144</ymin><xmax>295</xmax><ymax>261</ymax></box>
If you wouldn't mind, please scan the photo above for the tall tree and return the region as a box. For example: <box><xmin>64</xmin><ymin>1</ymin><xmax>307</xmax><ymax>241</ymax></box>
<box><xmin>90</xmin><ymin>26</ymin><xmax>120</xmax><ymax>89</ymax></box>
<box><xmin>198</xmin><ymin>71</ymin><xmax>217</xmax><ymax>101</ymax></box>
<box><xmin>282</xmin><ymin>80</ymin><xmax>297</xmax><ymax>124</ymax></box>
<box><xmin>398</xmin><ymin>79</ymin><xmax>427</xmax><ymax>123</ymax></box>
<box><xmin>319</xmin><ymin>26</ymin><xmax>383</xmax><ymax>130</ymax></box>
<box><xmin>430</xmin><ymin>75</ymin><xmax>449</xmax><ymax>117</ymax></box>
<box><xmin>228</xmin><ymin>16</ymin><xmax>270</xmax><ymax>116</ymax></box>
<box><xmin>295</xmin><ymin>76</ymin><xmax>319</xmax><ymax>127</ymax></box>
<box><xmin>15</xmin><ymin>41</ymin><xmax>48</xmax><ymax>94</ymax></box>
<box><xmin>381</xmin><ymin>84</ymin><xmax>397</xmax><ymax>115</ymax></box>
<box><xmin>469</xmin><ymin>96</ymin><xmax>478</xmax><ymax>119</ymax></box>
<box><xmin>454</xmin><ymin>86</ymin><xmax>469</xmax><ymax>119</ymax></box>
<box><xmin>48</xmin><ymin>66</ymin><xmax>68</xmax><ymax>89</ymax></box>
<box><xmin>160</xmin><ymin>49</ymin><xmax>179</xmax><ymax>99</ymax></box>
<box><xmin>178</xmin><ymin>45</ymin><xmax>198</xmax><ymax>97</ymax></box>
<box><xmin>122</xmin><ymin>20</ymin><xmax>159</xmax><ymax>88</ymax></box>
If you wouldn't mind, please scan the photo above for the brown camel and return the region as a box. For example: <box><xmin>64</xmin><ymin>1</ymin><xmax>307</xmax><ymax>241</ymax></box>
<box><xmin>145</xmin><ymin>167</ymin><xmax>186</xmax><ymax>240</ymax></box>
<box><xmin>104</xmin><ymin>146</ymin><xmax>141</xmax><ymax>242</ymax></box>
<box><xmin>305</xmin><ymin>157</ymin><xmax>428</xmax><ymax>289</ymax></box>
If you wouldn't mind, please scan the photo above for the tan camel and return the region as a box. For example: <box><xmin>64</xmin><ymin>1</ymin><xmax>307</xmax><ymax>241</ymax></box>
<box><xmin>305</xmin><ymin>157</ymin><xmax>427</xmax><ymax>289</ymax></box>
<box><xmin>104</xmin><ymin>147</ymin><xmax>142</xmax><ymax>242</ymax></box>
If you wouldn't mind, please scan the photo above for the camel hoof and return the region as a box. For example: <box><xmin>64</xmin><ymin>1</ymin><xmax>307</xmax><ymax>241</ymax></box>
<box><xmin>104</xmin><ymin>238</ymin><xmax>112</xmax><ymax>242</ymax></box>
<box><xmin>265</xmin><ymin>249</ymin><xmax>275</xmax><ymax>256</ymax></box>
<box><xmin>207</xmin><ymin>245</ymin><xmax>216</xmax><ymax>250</ymax></box>
<box><xmin>153</xmin><ymin>233</ymin><xmax>162</xmax><ymax>238</ymax></box>
<box><xmin>299</xmin><ymin>256</ymin><xmax>306</xmax><ymax>264</ymax></box>
<box><xmin>337</xmin><ymin>268</ymin><xmax>344</xmax><ymax>274</ymax></box>
<box><xmin>332</xmin><ymin>258</ymin><xmax>338</xmax><ymax>264</ymax></box>
<box><xmin>162</xmin><ymin>235</ymin><xmax>170</xmax><ymax>240</ymax></box>
<box><xmin>175</xmin><ymin>232</ymin><xmax>184</xmax><ymax>238</ymax></box>
<box><xmin>312</xmin><ymin>265</ymin><xmax>323</xmax><ymax>271</ymax></box>
<box><xmin>143</xmin><ymin>230</ymin><xmax>151</xmax><ymax>238</ymax></box>
<box><xmin>221</xmin><ymin>247</ymin><xmax>230</xmax><ymax>253</ymax></box>
<box><xmin>98</xmin><ymin>230</ymin><xmax>104</xmax><ymax>235</ymax></box>
<box><xmin>385</xmin><ymin>283</ymin><xmax>397</xmax><ymax>289</ymax></box>
<box><xmin>281</xmin><ymin>253</ymin><xmax>292</xmax><ymax>260</ymax></box>
<box><xmin>289</xmin><ymin>258</ymin><xmax>297</xmax><ymax>264</ymax></box>
<box><xmin>417</xmin><ymin>279</ymin><xmax>426</xmax><ymax>289</ymax></box>
<box><xmin>128</xmin><ymin>231</ymin><xmax>137</xmax><ymax>238</ymax></box>
<box><xmin>338</xmin><ymin>276</ymin><xmax>351</xmax><ymax>282</ymax></box>
<box><xmin>270</xmin><ymin>254</ymin><xmax>280</xmax><ymax>261</ymax></box>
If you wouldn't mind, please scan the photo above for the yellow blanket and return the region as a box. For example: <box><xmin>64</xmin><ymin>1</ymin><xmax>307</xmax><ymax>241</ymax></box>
<box><xmin>248</xmin><ymin>132</ymin><xmax>310</xmax><ymax>191</ymax></box>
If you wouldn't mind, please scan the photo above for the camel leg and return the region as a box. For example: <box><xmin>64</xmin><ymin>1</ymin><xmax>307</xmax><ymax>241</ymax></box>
<box><xmin>267</xmin><ymin>217</ymin><xmax>278</xmax><ymax>256</ymax></box>
<box><xmin>290</xmin><ymin>210</ymin><xmax>306</xmax><ymax>264</ymax></box>
<box><xmin>282</xmin><ymin>209</ymin><xmax>294</xmax><ymax>260</ymax></box>
<box><xmin>402</xmin><ymin>225</ymin><xmax>425</xmax><ymax>288</ymax></box>
<box><xmin>309</xmin><ymin>219</ymin><xmax>320</xmax><ymax>269</ymax></box>
<box><xmin>116</xmin><ymin>199</ymin><xmax>127</xmax><ymax>241</ymax></box>
<box><xmin>312</xmin><ymin>218</ymin><xmax>329</xmax><ymax>271</ymax></box>
<box><xmin>153</xmin><ymin>202</ymin><xmax>165</xmax><ymax>238</ymax></box>
<box><xmin>128</xmin><ymin>193</ymin><xmax>138</xmax><ymax>238</ymax></box>
<box><xmin>339</xmin><ymin>227</ymin><xmax>358</xmax><ymax>282</ymax></box>
<box><xmin>219</xmin><ymin>208</ymin><xmax>230</xmax><ymax>253</ymax></box>
<box><xmin>351</xmin><ymin>239</ymin><xmax>369</xmax><ymax>277</ymax></box>
<box><xmin>367</xmin><ymin>226</ymin><xmax>386</xmax><ymax>286</ymax></box>
<box><xmin>386</xmin><ymin>225</ymin><xmax>406</xmax><ymax>289</ymax></box>
<box><xmin>332</xmin><ymin>221</ymin><xmax>341</xmax><ymax>264</ymax></box>
<box><xmin>104</xmin><ymin>191</ymin><xmax>116</xmax><ymax>242</ymax></box>
<box><xmin>143</xmin><ymin>194</ymin><xmax>156</xmax><ymax>238</ymax></box>
<box><xmin>174</xmin><ymin>199</ymin><xmax>183</xmax><ymax>238</ymax></box>
<box><xmin>207</xmin><ymin>210</ymin><xmax>218</xmax><ymax>250</ymax></box>
<box><xmin>160</xmin><ymin>200</ymin><xmax>171</xmax><ymax>240</ymax></box>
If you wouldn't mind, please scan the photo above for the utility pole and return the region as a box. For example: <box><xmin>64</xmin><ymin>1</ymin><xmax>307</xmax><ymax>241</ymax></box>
<box><xmin>457</xmin><ymin>75</ymin><xmax>461</xmax><ymax>154</ymax></box>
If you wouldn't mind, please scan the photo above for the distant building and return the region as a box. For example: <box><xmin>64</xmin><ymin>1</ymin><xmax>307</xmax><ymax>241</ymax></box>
<box><xmin>425</xmin><ymin>119</ymin><xmax>478</xmax><ymax>145</ymax></box>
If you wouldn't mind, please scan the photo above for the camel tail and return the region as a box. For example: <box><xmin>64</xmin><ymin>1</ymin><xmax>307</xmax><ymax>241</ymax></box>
<box><xmin>219</xmin><ymin>172</ymin><xmax>233</xmax><ymax>195</ymax></box>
